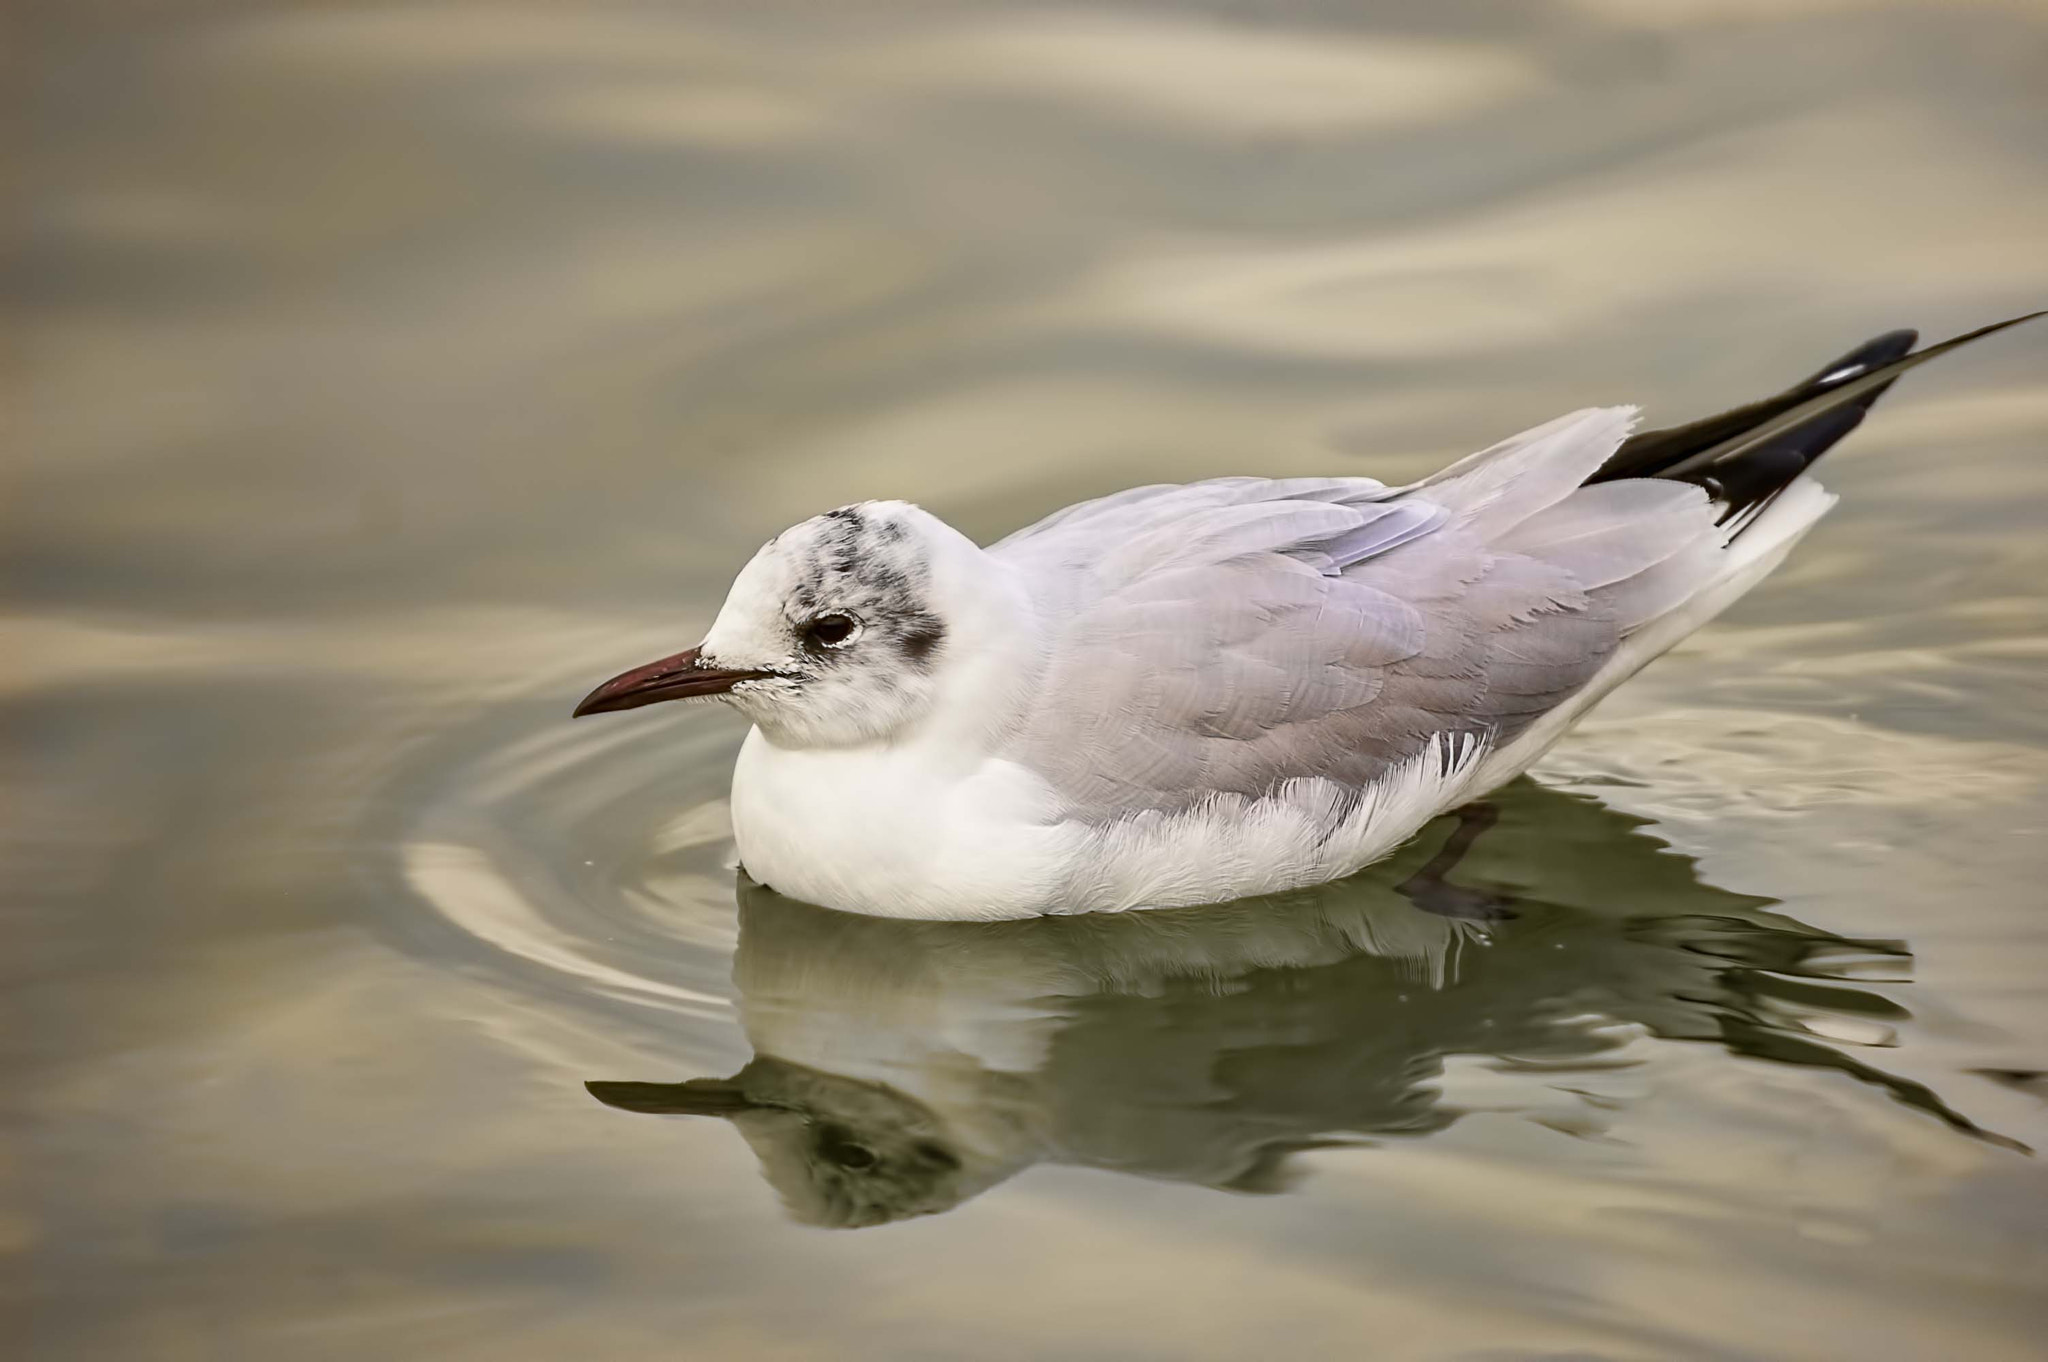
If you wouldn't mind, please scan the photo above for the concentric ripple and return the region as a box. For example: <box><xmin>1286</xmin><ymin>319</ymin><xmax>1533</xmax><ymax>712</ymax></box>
<box><xmin>387</xmin><ymin>704</ymin><xmax>749</xmax><ymax>1053</ymax></box>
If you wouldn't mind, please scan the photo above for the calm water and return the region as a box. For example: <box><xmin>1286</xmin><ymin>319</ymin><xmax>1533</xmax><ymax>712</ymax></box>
<box><xmin>14</xmin><ymin>3</ymin><xmax>2048</xmax><ymax>1357</ymax></box>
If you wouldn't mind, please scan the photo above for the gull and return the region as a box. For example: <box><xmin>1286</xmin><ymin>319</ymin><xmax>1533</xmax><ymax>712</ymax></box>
<box><xmin>575</xmin><ymin>314</ymin><xmax>2040</xmax><ymax>920</ymax></box>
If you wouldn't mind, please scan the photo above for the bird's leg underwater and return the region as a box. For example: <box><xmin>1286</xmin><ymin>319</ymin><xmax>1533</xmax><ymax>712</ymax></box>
<box><xmin>1394</xmin><ymin>802</ymin><xmax>1517</xmax><ymax>921</ymax></box>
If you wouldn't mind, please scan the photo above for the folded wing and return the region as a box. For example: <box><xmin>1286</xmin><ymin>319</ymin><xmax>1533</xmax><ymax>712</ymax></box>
<box><xmin>996</xmin><ymin>408</ymin><xmax>1727</xmax><ymax>820</ymax></box>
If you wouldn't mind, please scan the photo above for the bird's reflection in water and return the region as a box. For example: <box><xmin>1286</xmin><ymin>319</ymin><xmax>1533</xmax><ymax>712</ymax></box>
<box><xmin>589</xmin><ymin>780</ymin><xmax>2012</xmax><ymax>1228</ymax></box>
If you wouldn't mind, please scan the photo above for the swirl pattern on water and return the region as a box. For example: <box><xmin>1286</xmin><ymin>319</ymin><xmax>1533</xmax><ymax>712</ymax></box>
<box><xmin>391</xmin><ymin>706</ymin><xmax>747</xmax><ymax>1051</ymax></box>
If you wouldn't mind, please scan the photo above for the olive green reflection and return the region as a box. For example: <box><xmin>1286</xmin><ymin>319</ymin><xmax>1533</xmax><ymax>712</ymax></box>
<box><xmin>590</xmin><ymin>781</ymin><xmax>2010</xmax><ymax>1228</ymax></box>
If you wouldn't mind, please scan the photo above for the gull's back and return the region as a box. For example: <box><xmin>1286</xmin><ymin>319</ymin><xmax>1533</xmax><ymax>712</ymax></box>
<box><xmin>998</xmin><ymin>410</ymin><xmax>1696</xmax><ymax>775</ymax></box>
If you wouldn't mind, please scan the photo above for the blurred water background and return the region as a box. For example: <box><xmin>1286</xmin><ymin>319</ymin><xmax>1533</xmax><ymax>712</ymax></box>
<box><xmin>11</xmin><ymin>2</ymin><xmax>2048</xmax><ymax>1358</ymax></box>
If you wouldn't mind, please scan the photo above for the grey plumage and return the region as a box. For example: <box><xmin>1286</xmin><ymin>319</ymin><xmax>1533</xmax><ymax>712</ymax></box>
<box><xmin>996</xmin><ymin>408</ymin><xmax>1691</xmax><ymax>819</ymax></box>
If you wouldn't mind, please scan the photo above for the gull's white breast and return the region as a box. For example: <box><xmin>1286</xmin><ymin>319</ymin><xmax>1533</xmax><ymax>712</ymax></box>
<box><xmin>730</xmin><ymin>728</ymin><xmax>1080</xmax><ymax>920</ymax></box>
<box><xmin>729</xmin><ymin>725</ymin><xmax>1491</xmax><ymax>920</ymax></box>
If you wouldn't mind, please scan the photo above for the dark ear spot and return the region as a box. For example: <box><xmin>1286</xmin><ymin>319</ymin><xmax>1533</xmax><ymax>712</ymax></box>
<box><xmin>901</xmin><ymin>620</ymin><xmax>945</xmax><ymax>665</ymax></box>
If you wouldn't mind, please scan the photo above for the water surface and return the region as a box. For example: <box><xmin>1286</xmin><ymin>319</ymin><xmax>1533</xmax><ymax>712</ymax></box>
<box><xmin>13</xmin><ymin>2</ymin><xmax>2048</xmax><ymax>1358</ymax></box>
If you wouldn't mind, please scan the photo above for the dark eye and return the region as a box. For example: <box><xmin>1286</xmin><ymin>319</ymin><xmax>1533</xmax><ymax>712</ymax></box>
<box><xmin>804</xmin><ymin>613</ymin><xmax>859</xmax><ymax>649</ymax></box>
<box><xmin>817</xmin><ymin>1128</ymin><xmax>877</xmax><ymax>1169</ymax></box>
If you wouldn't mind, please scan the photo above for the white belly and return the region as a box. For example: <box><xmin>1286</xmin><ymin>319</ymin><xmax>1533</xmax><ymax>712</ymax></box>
<box><xmin>730</xmin><ymin>728</ymin><xmax>1079</xmax><ymax>920</ymax></box>
<box><xmin>728</xmin><ymin>727</ymin><xmax>1496</xmax><ymax>920</ymax></box>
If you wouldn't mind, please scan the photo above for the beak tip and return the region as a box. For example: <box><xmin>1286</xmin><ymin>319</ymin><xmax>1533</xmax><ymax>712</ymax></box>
<box><xmin>570</xmin><ymin>646</ymin><xmax>768</xmax><ymax>720</ymax></box>
<box><xmin>571</xmin><ymin>682</ymin><xmax>621</xmax><ymax>718</ymax></box>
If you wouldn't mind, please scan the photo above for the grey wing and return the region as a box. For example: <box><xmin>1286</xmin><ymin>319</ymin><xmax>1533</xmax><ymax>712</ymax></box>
<box><xmin>1002</xmin><ymin>408</ymin><xmax>1728</xmax><ymax>819</ymax></box>
<box><xmin>992</xmin><ymin>471</ymin><xmax>1401</xmax><ymax>570</ymax></box>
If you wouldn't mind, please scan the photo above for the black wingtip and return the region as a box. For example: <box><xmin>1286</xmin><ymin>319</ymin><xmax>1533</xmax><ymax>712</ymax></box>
<box><xmin>1590</xmin><ymin>311</ymin><xmax>2044</xmax><ymax>516</ymax></box>
<box><xmin>1796</xmin><ymin>328</ymin><xmax>1918</xmax><ymax>390</ymax></box>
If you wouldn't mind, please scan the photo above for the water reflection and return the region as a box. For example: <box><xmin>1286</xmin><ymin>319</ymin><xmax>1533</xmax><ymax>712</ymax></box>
<box><xmin>588</xmin><ymin>780</ymin><xmax>2013</xmax><ymax>1227</ymax></box>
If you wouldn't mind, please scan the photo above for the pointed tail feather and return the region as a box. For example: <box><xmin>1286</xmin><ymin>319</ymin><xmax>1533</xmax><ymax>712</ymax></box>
<box><xmin>1588</xmin><ymin>311</ymin><xmax>2044</xmax><ymax>526</ymax></box>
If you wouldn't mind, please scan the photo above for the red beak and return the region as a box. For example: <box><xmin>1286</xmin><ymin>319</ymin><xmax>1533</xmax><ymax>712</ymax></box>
<box><xmin>572</xmin><ymin>646</ymin><xmax>773</xmax><ymax>717</ymax></box>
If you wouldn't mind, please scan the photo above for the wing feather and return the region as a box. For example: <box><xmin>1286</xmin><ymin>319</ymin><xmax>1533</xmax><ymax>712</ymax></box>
<box><xmin>1413</xmin><ymin>407</ymin><xmax>1638</xmax><ymax>537</ymax></box>
<box><xmin>996</xmin><ymin>408</ymin><xmax>1728</xmax><ymax>821</ymax></box>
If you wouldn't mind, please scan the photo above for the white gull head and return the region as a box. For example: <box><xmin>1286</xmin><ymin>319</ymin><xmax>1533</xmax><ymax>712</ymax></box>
<box><xmin>576</xmin><ymin>500</ymin><xmax>1031</xmax><ymax>751</ymax></box>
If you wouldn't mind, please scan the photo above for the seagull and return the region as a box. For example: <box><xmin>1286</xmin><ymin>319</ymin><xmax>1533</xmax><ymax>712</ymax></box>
<box><xmin>575</xmin><ymin>314</ymin><xmax>2041</xmax><ymax>920</ymax></box>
